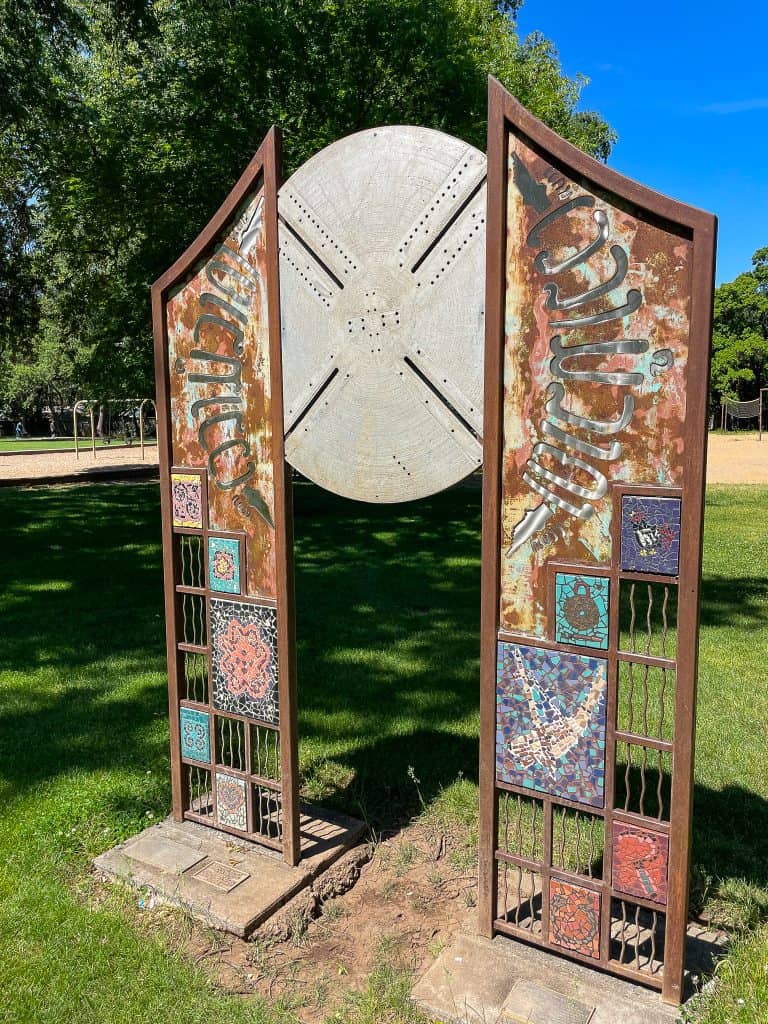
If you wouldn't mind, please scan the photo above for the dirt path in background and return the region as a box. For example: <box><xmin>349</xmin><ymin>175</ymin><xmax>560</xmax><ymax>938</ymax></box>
<box><xmin>0</xmin><ymin>445</ymin><xmax>158</xmax><ymax>483</ymax></box>
<box><xmin>0</xmin><ymin>434</ymin><xmax>763</xmax><ymax>486</ymax></box>
<box><xmin>707</xmin><ymin>433</ymin><xmax>768</xmax><ymax>484</ymax></box>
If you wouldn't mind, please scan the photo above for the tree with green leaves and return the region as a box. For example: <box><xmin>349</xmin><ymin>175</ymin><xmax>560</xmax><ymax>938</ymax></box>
<box><xmin>711</xmin><ymin>247</ymin><xmax>768</xmax><ymax>412</ymax></box>
<box><xmin>1</xmin><ymin>0</ymin><xmax>616</xmax><ymax>421</ymax></box>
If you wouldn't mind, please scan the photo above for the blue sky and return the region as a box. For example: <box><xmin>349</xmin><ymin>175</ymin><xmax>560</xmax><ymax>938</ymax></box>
<box><xmin>515</xmin><ymin>1</ymin><xmax>768</xmax><ymax>284</ymax></box>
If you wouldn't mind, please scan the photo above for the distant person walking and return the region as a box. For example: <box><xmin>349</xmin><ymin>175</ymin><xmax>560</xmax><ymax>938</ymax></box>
<box><xmin>15</xmin><ymin>420</ymin><xmax>23</xmax><ymax>440</ymax></box>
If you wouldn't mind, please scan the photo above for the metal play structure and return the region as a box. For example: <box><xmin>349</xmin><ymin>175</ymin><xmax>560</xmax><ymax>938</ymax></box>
<box><xmin>152</xmin><ymin>78</ymin><xmax>716</xmax><ymax>1005</ymax></box>
<box><xmin>73</xmin><ymin>397</ymin><xmax>157</xmax><ymax>459</ymax></box>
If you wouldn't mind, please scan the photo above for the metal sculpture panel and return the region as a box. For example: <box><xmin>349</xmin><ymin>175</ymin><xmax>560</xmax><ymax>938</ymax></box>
<box><xmin>152</xmin><ymin>129</ymin><xmax>299</xmax><ymax>864</ymax></box>
<box><xmin>480</xmin><ymin>79</ymin><xmax>715</xmax><ymax>1003</ymax></box>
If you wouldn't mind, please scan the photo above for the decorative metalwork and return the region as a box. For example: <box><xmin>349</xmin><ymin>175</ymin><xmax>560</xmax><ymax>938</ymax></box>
<box><xmin>153</xmin><ymin>129</ymin><xmax>298</xmax><ymax>863</ymax></box>
<box><xmin>496</xmin><ymin>642</ymin><xmax>606</xmax><ymax>807</ymax></box>
<box><xmin>620</xmin><ymin>497</ymin><xmax>681</xmax><ymax>576</ymax></box>
<box><xmin>177</xmin><ymin>534</ymin><xmax>205</xmax><ymax>589</ymax></box>
<box><xmin>279</xmin><ymin>126</ymin><xmax>486</xmax><ymax>503</ymax></box>
<box><xmin>555</xmin><ymin>573</ymin><xmax>609</xmax><ymax>649</ymax></box>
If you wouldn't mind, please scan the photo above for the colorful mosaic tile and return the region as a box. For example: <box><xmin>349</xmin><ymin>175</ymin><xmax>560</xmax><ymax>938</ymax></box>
<box><xmin>171</xmin><ymin>473</ymin><xmax>203</xmax><ymax>528</ymax></box>
<box><xmin>549</xmin><ymin>879</ymin><xmax>601</xmax><ymax>959</ymax></box>
<box><xmin>612</xmin><ymin>822</ymin><xmax>669</xmax><ymax>904</ymax></box>
<box><xmin>180</xmin><ymin>707</ymin><xmax>210</xmax><ymax>763</ymax></box>
<box><xmin>208</xmin><ymin>537</ymin><xmax>241</xmax><ymax>594</ymax></box>
<box><xmin>210</xmin><ymin>598</ymin><xmax>279</xmax><ymax>724</ymax></box>
<box><xmin>496</xmin><ymin>643</ymin><xmax>606</xmax><ymax>808</ymax></box>
<box><xmin>620</xmin><ymin>496</ymin><xmax>681</xmax><ymax>576</ymax></box>
<box><xmin>215</xmin><ymin>772</ymin><xmax>247</xmax><ymax>830</ymax></box>
<box><xmin>555</xmin><ymin>573</ymin><xmax>610</xmax><ymax>650</ymax></box>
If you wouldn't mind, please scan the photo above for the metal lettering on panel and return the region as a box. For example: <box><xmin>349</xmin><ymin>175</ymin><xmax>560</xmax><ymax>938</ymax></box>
<box><xmin>152</xmin><ymin>129</ymin><xmax>299</xmax><ymax>865</ymax></box>
<box><xmin>479</xmin><ymin>78</ymin><xmax>716</xmax><ymax>1004</ymax></box>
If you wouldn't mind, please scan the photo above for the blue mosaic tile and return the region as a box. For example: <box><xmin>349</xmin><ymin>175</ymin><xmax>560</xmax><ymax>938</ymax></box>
<box><xmin>180</xmin><ymin>707</ymin><xmax>210</xmax><ymax>763</ymax></box>
<box><xmin>208</xmin><ymin>537</ymin><xmax>241</xmax><ymax>594</ymax></box>
<box><xmin>496</xmin><ymin>642</ymin><xmax>606</xmax><ymax>808</ymax></box>
<box><xmin>555</xmin><ymin>573</ymin><xmax>610</xmax><ymax>650</ymax></box>
<box><xmin>620</xmin><ymin>496</ymin><xmax>681</xmax><ymax>576</ymax></box>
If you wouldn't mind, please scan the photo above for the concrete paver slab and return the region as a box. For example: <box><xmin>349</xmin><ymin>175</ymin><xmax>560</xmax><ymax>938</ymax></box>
<box><xmin>94</xmin><ymin>806</ymin><xmax>365</xmax><ymax>938</ymax></box>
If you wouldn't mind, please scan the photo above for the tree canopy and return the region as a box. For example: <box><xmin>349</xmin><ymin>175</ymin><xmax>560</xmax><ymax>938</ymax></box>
<box><xmin>711</xmin><ymin>247</ymin><xmax>768</xmax><ymax>410</ymax></box>
<box><xmin>0</xmin><ymin>0</ymin><xmax>617</xmax><ymax>419</ymax></box>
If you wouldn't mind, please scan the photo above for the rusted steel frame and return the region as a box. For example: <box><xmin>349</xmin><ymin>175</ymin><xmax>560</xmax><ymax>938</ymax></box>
<box><xmin>480</xmin><ymin>76</ymin><xmax>716</xmax><ymax>1003</ymax></box>
<box><xmin>151</xmin><ymin>128</ymin><xmax>301</xmax><ymax>866</ymax></box>
<box><xmin>494</xmin><ymin>917</ymin><xmax>665</xmax><ymax>991</ymax></box>
<box><xmin>263</xmin><ymin>129</ymin><xmax>301</xmax><ymax>867</ymax></box>
<box><xmin>478</xmin><ymin>75</ymin><xmax>508</xmax><ymax>935</ymax></box>
<box><xmin>663</xmin><ymin>196</ymin><xmax>716</xmax><ymax>1005</ymax></box>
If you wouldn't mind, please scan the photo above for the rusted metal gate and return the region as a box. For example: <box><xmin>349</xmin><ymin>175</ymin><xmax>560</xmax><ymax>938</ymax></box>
<box><xmin>479</xmin><ymin>78</ymin><xmax>716</xmax><ymax>1003</ymax></box>
<box><xmin>151</xmin><ymin>130</ymin><xmax>300</xmax><ymax>865</ymax></box>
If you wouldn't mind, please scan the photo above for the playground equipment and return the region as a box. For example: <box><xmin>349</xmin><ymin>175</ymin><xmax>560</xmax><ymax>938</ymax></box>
<box><xmin>73</xmin><ymin>397</ymin><xmax>157</xmax><ymax>459</ymax></box>
<box><xmin>720</xmin><ymin>391</ymin><xmax>768</xmax><ymax>439</ymax></box>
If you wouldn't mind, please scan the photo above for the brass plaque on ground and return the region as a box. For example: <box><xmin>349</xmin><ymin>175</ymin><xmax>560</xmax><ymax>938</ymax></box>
<box><xmin>502</xmin><ymin>980</ymin><xmax>594</xmax><ymax>1024</ymax></box>
<box><xmin>189</xmin><ymin>859</ymin><xmax>250</xmax><ymax>893</ymax></box>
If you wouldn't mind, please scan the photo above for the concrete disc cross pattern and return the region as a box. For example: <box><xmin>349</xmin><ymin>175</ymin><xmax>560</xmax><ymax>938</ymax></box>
<box><xmin>278</xmin><ymin>126</ymin><xmax>487</xmax><ymax>503</ymax></box>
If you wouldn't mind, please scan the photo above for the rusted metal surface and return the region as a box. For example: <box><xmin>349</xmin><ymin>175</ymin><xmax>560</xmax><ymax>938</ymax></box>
<box><xmin>479</xmin><ymin>77</ymin><xmax>716</xmax><ymax>1004</ymax></box>
<box><xmin>152</xmin><ymin>128</ymin><xmax>300</xmax><ymax>866</ymax></box>
<box><xmin>166</xmin><ymin>193</ymin><xmax>277</xmax><ymax>598</ymax></box>
<box><xmin>500</xmin><ymin>150</ymin><xmax>691</xmax><ymax>633</ymax></box>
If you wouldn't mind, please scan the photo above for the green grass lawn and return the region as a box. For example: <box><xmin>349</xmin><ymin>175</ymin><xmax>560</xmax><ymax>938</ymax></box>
<box><xmin>0</xmin><ymin>481</ymin><xmax>766</xmax><ymax>1023</ymax></box>
<box><xmin>0</xmin><ymin>437</ymin><xmax>157</xmax><ymax>452</ymax></box>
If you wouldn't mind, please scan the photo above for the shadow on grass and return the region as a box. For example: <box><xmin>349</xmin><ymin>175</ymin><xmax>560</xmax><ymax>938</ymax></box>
<box><xmin>699</xmin><ymin>576</ymin><xmax>768</xmax><ymax>628</ymax></box>
<box><xmin>1</xmin><ymin>480</ymin><xmax>767</xmax><ymax>909</ymax></box>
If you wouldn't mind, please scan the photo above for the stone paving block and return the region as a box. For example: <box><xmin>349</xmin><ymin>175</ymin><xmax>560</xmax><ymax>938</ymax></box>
<box><xmin>94</xmin><ymin>805</ymin><xmax>365</xmax><ymax>938</ymax></box>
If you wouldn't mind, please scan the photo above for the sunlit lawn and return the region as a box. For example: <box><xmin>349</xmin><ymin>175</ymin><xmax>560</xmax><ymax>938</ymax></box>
<box><xmin>0</xmin><ymin>481</ymin><xmax>765</xmax><ymax>1022</ymax></box>
<box><xmin>0</xmin><ymin>438</ymin><xmax>157</xmax><ymax>453</ymax></box>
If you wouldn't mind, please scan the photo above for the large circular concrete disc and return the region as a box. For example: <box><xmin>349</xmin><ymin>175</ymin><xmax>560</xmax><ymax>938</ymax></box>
<box><xmin>278</xmin><ymin>126</ymin><xmax>486</xmax><ymax>503</ymax></box>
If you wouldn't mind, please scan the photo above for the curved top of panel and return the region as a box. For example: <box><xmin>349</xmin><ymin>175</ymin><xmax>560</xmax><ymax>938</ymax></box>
<box><xmin>489</xmin><ymin>76</ymin><xmax>716</xmax><ymax>237</ymax></box>
<box><xmin>152</xmin><ymin>128</ymin><xmax>279</xmax><ymax>300</ymax></box>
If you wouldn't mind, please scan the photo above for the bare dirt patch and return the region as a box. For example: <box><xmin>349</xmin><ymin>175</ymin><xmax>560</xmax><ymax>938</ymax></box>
<box><xmin>707</xmin><ymin>432</ymin><xmax>768</xmax><ymax>484</ymax></box>
<box><xmin>95</xmin><ymin>820</ymin><xmax>477</xmax><ymax>1021</ymax></box>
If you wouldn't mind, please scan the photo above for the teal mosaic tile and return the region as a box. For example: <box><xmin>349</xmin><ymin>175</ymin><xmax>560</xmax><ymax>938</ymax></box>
<box><xmin>180</xmin><ymin>707</ymin><xmax>210</xmax><ymax>763</ymax></box>
<box><xmin>208</xmin><ymin>537</ymin><xmax>241</xmax><ymax>594</ymax></box>
<box><xmin>555</xmin><ymin>573</ymin><xmax>610</xmax><ymax>650</ymax></box>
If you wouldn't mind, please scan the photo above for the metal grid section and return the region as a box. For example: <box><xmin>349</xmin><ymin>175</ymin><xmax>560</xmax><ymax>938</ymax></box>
<box><xmin>152</xmin><ymin>130</ymin><xmax>300</xmax><ymax>864</ymax></box>
<box><xmin>479</xmin><ymin>79</ymin><xmax>716</xmax><ymax>1004</ymax></box>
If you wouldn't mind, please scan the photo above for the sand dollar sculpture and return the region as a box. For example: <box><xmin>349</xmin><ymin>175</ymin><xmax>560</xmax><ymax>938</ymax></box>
<box><xmin>278</xmin><ymin>126</ymin><xmax>486</xmax><ymax>502</ymax></box>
